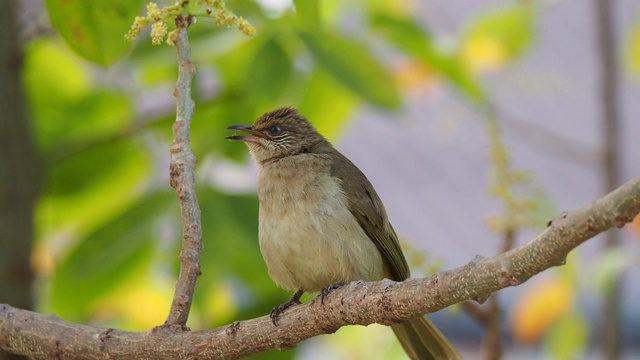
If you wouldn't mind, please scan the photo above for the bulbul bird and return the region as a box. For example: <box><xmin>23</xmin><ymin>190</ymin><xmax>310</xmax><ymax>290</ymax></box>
<box><xmin>226</xmin><ymin>107</ymin><xmax>461</xmax><ymax>360</ymax></box>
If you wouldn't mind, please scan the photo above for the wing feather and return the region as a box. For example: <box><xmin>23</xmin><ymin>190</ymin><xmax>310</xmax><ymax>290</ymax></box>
<box><xmin>328</xmin><ymin>148</ymin><xmax>410</xmax><ymax>281</ymax></box>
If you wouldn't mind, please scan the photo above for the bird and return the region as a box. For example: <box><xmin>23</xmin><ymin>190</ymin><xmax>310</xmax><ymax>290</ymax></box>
<box><xmin>226</xmin><ymin>107</ymin><xmax>461</xmax><ymax>360</ymax></box>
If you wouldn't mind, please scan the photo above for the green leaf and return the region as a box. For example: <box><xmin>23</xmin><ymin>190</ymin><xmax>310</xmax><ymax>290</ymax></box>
<box><xmin>37</xmin><ymin>138</ymin><xmax>150</xmax><ymax>242</ymax></box>
<box><xmin>293</xmin><ymin>0</ymin><xmax>321</xmax><ymax>28</ymax></box>
<box><xmin>461</xmin><ymin>4</ymin><xmax>536</xmax><ymax>63</ymax></box>
<box><xmin>370</xmin><ymin>13</ymin><xmax>436</xmax><ymax>62</ymax></box>
<box><xmin>298</xmin><ymin>68</ymin><xmax>358</xmax><ymax>141</ymax></box>
<box><xmin>544</xmin><ymin>313</ymin><xmax>588</xmax><ymax>360</ymax></box>
<box><xmin>370</xmin><ymin>13</ymin><xmax>485</xmax><ymax>102</ymax></box>
<box><xmin>45</xmin><ymin>139</ymin><xmax>145</xmax><ymax>196</ymax></box>
<box><xmin>44</xmin><ymin>0</ymin><xmax>146</xmax><ymax>66</ymax></box>
<box><xmin>48</xmin><ymin>191</ymin><xmax>175</xmax><ymax>321</ymax></box>
<box><xmin>23</xmin><ymin>39</ymin><xmax>91</xmax><ymax>107</ymax></box>
<box><xmin>298</xmin><ymin>30</ymin><xmax>401</xmax><ymax>109</ymax></box>
<box><xmin>213</xmin><ymin>36</ymin><xmax>265</xmax><ymax>93</ymax></box>
<box><xmin>626</xmin><ymin>15</ymin><xmax>640</xmax><ymax>76</ymax></box>
<box><xmin>247</xmin><ymin>37</ymin><xmax>292</xmax><ymax>102</ymax></box>
<box><xmin>23</xmin><ymin>38</ymin><xmax>134</xmax><ymax>154</ymax></box>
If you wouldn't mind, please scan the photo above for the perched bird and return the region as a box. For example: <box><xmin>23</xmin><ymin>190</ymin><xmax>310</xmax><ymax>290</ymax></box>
<box><xmin>226</xmin><ymin>107</ymin><xmax>460</xmax><ymax>360</ymax></box>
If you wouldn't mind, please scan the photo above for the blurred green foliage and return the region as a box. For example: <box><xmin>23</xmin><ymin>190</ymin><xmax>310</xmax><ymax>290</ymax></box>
<box><xmin>25</xmin><ymin>0</ymin><xmax>640</xmax><ymax>359</ymax></box>
<box><xmin>544</xmin><ymin>312</ymin><xmax>588</xmax><ymax>360</ymax></box>
<box><xmin>44</xmin><ymin>0</ymin><xmax>148</xmax><ymax>66</ymax></box>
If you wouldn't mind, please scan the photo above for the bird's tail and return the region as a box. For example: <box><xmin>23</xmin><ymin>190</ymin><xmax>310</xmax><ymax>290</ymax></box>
<box><xmin>391</xmin><ymin>316</ymin><xmax>462</xmax><ymax>360</ymax></box>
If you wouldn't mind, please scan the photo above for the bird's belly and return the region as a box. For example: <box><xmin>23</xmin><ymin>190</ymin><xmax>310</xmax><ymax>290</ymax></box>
<box><xmin>258</xmin><ymin>176</ymin><xmax>385</xmax><ymax>293</ymax></box>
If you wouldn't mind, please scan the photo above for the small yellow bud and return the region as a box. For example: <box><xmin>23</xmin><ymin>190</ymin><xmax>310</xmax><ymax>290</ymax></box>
<box><xmin>237</xmin><ymin>18</ymin><xmax>255</xmax><ymax>36</ymax></box>
<box><xmin>146</xmin><ymin>2</ymin><xmax>161</xmax><ymax>21</ymax></box>
<box><xmin>151</xmin><ymin>21</ymin><xmax>168</xmax><ymax>45</ymax></box>
<box><xmin>125</xmin><ymin>16</ymin><xmax>149</xmax><ymax>42</ymax></box>
<box><xmin>134</xmin><ymin>16</ymin><xmax>148</xmax><ymax>28</ymax></box>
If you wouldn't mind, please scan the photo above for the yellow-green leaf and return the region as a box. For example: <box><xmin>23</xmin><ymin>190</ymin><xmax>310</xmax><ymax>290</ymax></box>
<box><xmin>299</xmin><ymin>30</ymin><xmax>400</xmax><ymax>109</ymax></box>
<box><xmin>298</xmin><ymin>68</ymin><xmax>359</xmax><ymax>141</ymax></box>
<box><xmin>293</xmin><ymin>0</ymin><xmax>321</xmax><ymax>29</ymax></box>
<box><xmin>544</xmin><ymin>313</ymin><xmax>588</xmax><ymax>360</ymax></box>
<box><xmin>247</xmin><ymin>37</ymin><xmax>292</xmax><ymax>102</ymax></box>
<box><xmin>48</xmin><ymin>191</ymin><xmax>174</xmax><ymax>321</ymax></box>
<box><xmin>460</xmin><ymin>4</ymin><xmax>535</xmax><ymax>73</ymax></box>
<box><xmin>370</xmin><ymin>13</ymin><xmax>485</xmax><ymax>102</ymax></box>
<box><xmin>44</xmin><ymin>0</ymin><xmax>146</xmax><ymax>66</ymax></box>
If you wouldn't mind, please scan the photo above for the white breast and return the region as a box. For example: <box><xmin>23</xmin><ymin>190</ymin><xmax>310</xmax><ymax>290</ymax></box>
<box><xmin>257</xmin><ymin>154</ymin><xmax>385</xmax><ymax>293</ymax></box>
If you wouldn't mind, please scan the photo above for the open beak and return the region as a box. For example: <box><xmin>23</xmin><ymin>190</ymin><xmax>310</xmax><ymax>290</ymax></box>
<box><xmin>225</xmin><ymin>125</ymin><xmax>268</xmax><ymax>142</ymax></box>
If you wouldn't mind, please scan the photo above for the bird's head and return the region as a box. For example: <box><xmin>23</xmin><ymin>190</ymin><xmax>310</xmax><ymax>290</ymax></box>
<box><xmin>226</xmin><ymin>107</ymin><xmax>325</xmax><ymax>164</ymax></box>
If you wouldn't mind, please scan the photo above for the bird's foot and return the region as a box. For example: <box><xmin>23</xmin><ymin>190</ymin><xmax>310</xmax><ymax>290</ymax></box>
<box><xmin>320</xmin><ymin>284</ymin><xmax>342</xmax><ymax>305</ymax></box>
<box><xmin>270</xmin><ymin>289</ymin><xmax>304</xmax><ymax>326</ymax></box>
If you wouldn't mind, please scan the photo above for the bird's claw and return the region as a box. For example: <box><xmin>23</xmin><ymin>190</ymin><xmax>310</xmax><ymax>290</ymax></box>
<box><xmin>270</xmin><ymin>289</ymin><xmax>304</xmax><ymax>326</ymax></box>
<box><xmin>320</xmin><ymin>284</ymin><xmax>342</xmax><ymax>305</ymax></box>
<box><xmin>269</xmin><ymin>303</ymin><xmax>290</xmax><ymax>326</ymax></box>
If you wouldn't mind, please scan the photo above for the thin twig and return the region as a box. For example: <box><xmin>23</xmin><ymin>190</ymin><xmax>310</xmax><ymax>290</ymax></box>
<box><xmin>163</xmin><ymin>11</ymin><xmax>203</xmax><ymax>328</ymax></box>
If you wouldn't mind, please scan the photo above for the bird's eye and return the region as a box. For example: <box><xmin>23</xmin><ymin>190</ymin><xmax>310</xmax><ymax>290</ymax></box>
<box><xmin>269</xmin><ymin>125</ymin><xmax>281</xmax><ymax>135</ymax></box>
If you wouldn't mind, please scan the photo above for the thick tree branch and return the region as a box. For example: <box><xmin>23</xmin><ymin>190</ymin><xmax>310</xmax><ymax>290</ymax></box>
<box><xmin>164</xmin><ymin>12</ymin><xmax>203</xmax><ymax>327</ymax></box>
<box><xmin>1</xmin><ymin>176</ymin><xmax>639</xmax><ymax>359</ymax></box>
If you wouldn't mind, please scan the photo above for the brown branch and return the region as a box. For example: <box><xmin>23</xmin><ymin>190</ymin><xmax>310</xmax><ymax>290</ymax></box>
<box><xmin>164</xmin><ymin>12</ymin><xmax>203</xmax><ymax>328</ymax></box>
<box><xmin>1</xmin><ymin>176</ymin><xmax>639</xmax><ymax>359</ymax></box>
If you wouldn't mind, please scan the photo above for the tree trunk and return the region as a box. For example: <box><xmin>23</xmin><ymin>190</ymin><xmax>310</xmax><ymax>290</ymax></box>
<box><xmin>0</xmin><ymin>0</ymin><xmax>41</xmax><ymax>358</ymax></box>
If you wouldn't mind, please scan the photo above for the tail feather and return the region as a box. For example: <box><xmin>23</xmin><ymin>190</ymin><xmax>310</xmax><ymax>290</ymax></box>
<box><xmin>391</xmin><ymin>316</ymin><xmax>461</xmax><ymax>360</ymax></box>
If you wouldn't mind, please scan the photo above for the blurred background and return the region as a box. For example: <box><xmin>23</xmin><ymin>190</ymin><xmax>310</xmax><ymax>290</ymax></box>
<box><xmin>2</xmin><ymin>0</ymin><xmax>640</xmax><ymax>359</ymax></box>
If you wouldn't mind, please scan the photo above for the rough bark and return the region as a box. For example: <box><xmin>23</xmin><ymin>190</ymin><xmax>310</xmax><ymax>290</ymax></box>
<box><xmin>163</xmin><ymin>13</ymin><xmax>203</xmax><ymax>328</ymax></box>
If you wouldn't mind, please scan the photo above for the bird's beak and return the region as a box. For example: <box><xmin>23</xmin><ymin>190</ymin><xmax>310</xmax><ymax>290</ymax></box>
<box><xmin>225</xmin><ymin>125</ymin><xmax>268</xmax><ymax>142</ymax></box>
